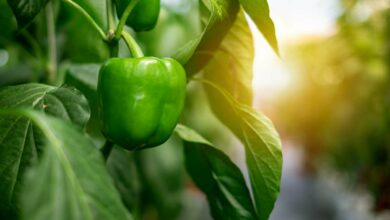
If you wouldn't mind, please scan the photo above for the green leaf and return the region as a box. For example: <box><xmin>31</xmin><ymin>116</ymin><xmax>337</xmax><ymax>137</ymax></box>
<box><xmin>0</xmin><ymin>0</ymin><xmax>17</xmax><ymax>44</ymax></box>
<box><xmin>0</xmin><ymin>110</ymin><xmax>132</xmax><ymax>220</ymax></box>
<box><xmin>64</xmin><ymin>64</ymin><xmax>104</xmax><ymax>144</ymax></box>
<box><xmin>173</xmin><ymin>0</ymin><xmax>240</xmax><ymax>76</ymax></box>
<box><xmin>67</xmin><ymin>0</ymin><xmax>107</xmax><ymax>29</ymax></box>
<box><xmin>6</xmin><ymin>0</ymin><xmax>48</xmax><ymax>28</ymax></box>
<box><xmin>135</xmin><ymin>137</ymin><xmax>185</xmax><ymax>219</ymax></box>
<box><xmin>0</xmin><ymin>84</ymin><xmax>90</xmax><ymax>218</ymax></box>
<box><xmin>200</xmin><ymin>80</ymin><xmax>282</xmax><ymax>220</ymax></box>
<box><xmin>204</xmin><ymin>10</ymin><xmax>254</xmax><ymax>105</ymax></box>
<box><xmin>64</xmin><ymin>63</ymin><xmax>100</xmax><ymax>112</ymax></box>
<box><xmin>175</xmin><ymin>124</ymin><xmax>258</xmax><ymax>220</ymax></box>
<box><xmin>64</xmin><ymin>64</ymin><xmax>100</xmax><ymax>92</ymax></box>
<box><xmin>106</xmin><ymin>146</ymin><xmax>141</xmax><ymax>212</ymax></box>
<box><xmin>0</xmin><ymin>83</ymin><xmax>90</xmax><ymax>126</ymax></box>
<box><xmin>136</xmin><ymin>7</ymin><xmax>199</xmax><ymax>58</ymax></box>
<box><xmin>0</xmin><ymin>65</ymin><xmax>34</xmax><ymax>86</ymax></box>
<box><xmin>61</xmin><ymin>0</ymin><xmax>109</xmax><ymax>62</ymax></box>
<box><xmin>239</xmin><ymin>0</ymin><xmax>279</xmax><ymax>54</ymax></box>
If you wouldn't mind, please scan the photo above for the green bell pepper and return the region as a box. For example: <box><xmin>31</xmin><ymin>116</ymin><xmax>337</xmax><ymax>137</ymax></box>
<box><xmin>97</xmin><ymin>57</ymin><xmax>186</xmax><ymax>150</ymax></box>
<box><xmin>115</xmin><ymin>0</ymin><xmax>160</xmax><ymax>32</ymax></box>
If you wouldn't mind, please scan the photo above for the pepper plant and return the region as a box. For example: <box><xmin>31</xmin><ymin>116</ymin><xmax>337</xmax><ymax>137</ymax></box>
<box><xmin>0</xmin><ymin>0</ymin><xmax>282</xmax><ymax>219</ymax></box>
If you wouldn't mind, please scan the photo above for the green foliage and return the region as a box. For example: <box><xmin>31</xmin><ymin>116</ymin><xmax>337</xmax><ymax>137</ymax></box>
<box><xmin>200</xmin><ymin>80</ymin><xmax>282</xmax><ymax>220</ymax></box>
<box><xmin>0</xmin><ymin>0</ymin><xmax>17</xmax><ymax>44</ymax></box>
<box><xmin>0</xmin><ymin>84</ymin><xmax>90</xmax><ymax>218</ymax></box>
<box><xmin>201</xmin><ymin>10</ymin><xmax>281</xmax><ymax>219</ymax></box>
<box><xmin>4</xmin><ymin>110</ymin><xmax>131</xmax><ymax>220</ymax></box>
<box><xmin>106</xmin><ymin>146</ymin><xmax>141</xmax><ymax>212</ymax></box>
<box><xmin>176</xmin><ymin>125</ymin><xmax>258</xmax><ymax>219</ymax></box>
<box><xmin>137</xmin><ymin>6</ymin><xmax>200</xmax><ymax>57</ymax></box>
<box><xmin>7</xmin><ymin>0</ymin><xmax>48</xmax><ymax>28</ymax></box>
<box><xmin>204</xmin><ymin>9</ymin><xmax>253</xmax><ymax>110</ymax></box>
<box><xmin>174</xmin><ymin>0</ymin><xmax>240</xmax><ymax>76</ymax></box>
<box><xmin>64</xmin><ymin>64</ymin><xmax>104</xmax><ymax>144</ymax></box>
<box><xmin>60</xmin><ymin>0</ymin><xmax>109</xmax><ymax>62</ymax></box>
<box><xmin>238</xmin><ymin>0</ymin><xmax>279</xmax><ymax>54</ymax></box>
<box><xmin>174</xmin><ymin>0</ymin><xmax>279</xmax><ymax>76</ymax></box>
<box><xmin>134</xmin><ymin>138</ymin><xmax>186</xmax><ymax>219</ymax></box>
<box><xmin>64</xmin><ymin>64</ymin><xmax>100</xmax><ymax>103</ymax></box>
<box><xmin>0</xmin><ymin>0</ymin><xmax>282</xmax><ymax>219</ymax></box>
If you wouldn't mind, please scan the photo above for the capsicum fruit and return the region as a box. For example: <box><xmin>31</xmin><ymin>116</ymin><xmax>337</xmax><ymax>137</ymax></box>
<box><xmin>97</xmin><ymin>57</ymin><xmax>186</xmax><ymax>150</ymax></box>
<box><xmin>114</xmin><ymin>0</ymin><xmax>160</xmax><ymax>32</ymax></box>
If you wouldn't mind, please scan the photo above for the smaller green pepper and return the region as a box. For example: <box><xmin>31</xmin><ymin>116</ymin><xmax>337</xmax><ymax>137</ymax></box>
<box><xmin>97</xmin><ymin>57</ymin><xmax>186</xmax><ymax>150</ymax></box>
<box><xmin>115</xmin><ymin>0</ymin><xmax>160</xmax><ymax>32</ymax></box>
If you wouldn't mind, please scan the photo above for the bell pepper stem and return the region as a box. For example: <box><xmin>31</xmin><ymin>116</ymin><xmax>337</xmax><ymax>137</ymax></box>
<box><xmin>109</xmin><ymin>41</ymin><xmax>119</xmax><ymax>57</ymax></box>
<box><xmin>114</xmin><ymin>0</ymin><xmax>140</xmax><ymax>40</ymax></box>
<box><xmin>121</xmin><ymin>31</ymin><xmax>144</xmax><ymax>58</ymax></box>
<box><xmin>101</xmin><ymin>140</ymin><xmax>114</xmax><ymax>161</ymax></box>
<box><xmin>106</xmin><ymin>0</ymin><xmax>116</xmax><ymax>32</ymax></box>
<box><xmin>63</xmin><ymin>0</ymin><xmax>106</xmax><ymax>40</ymax></box>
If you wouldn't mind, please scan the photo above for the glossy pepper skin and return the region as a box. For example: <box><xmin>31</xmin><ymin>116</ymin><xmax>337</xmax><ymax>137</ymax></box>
<box><xmin>115</xmin><ymin>0</ymin><xmax>160</xmax><ymax>32</ymax></box>
<box><xmin>97</xmin><ymin>57</ymin><xmax>186</xmax><ymax>150</ymax></box>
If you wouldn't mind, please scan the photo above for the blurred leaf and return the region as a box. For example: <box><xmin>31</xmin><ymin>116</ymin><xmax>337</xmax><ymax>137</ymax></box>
<box><xmin>0</xmin><ymin>64</ymin><xmax>33</xmax><ymax>86</ymax></box>
<box><xmin>137</xmin><ymin>7</ymin><xmax>199</xmax><ymax>57</ymax></box>
<box><xmin>0</xmin><ymin>0</ymin><xmax>17</xmax><ymax>44</ymax></box>
<box><xmin>64</xmin><ymin>63</ymin><xmax>99</xmax><ymax>109</ymax></box>
<box><xmin>204</xmin><ymin>10</ymin><xmax>254</xmax><ymax>105</ymax></box>
<box><xmin>0</xmin><ymin>110</ymin><xmax>132</xmax><ymax>220</ymax></box>
<box><xmin>175</xmin><ymin>124</ymin><xmax>258</xmax><ymax>220</ymax></box>
<box><xmin>60</xmin><ymin>0</ymin><xmax>109</xmax><ymax>62</ymax></box>
<box><xmin>64</xmin><ymin>63</ymin><xmax>104</xmax><ymax>144</ymax></box>
<box><xmin>200</xmin><ymin>80</ymin><xmax>282</xmax><ymax>220</ymax></box>
<box><xmin>239</xmin><ymin>0</ymin><xmax>279</xmax><ymax>54</ymax></box>
<box><xmin>173</xmin><ymin>0</ymin><xmax>239</xmax><ymax>76</ymax></box>
<box><xmin>72</xmin><ymin>0</ymin><xmax>106</xmax><ymax>29</ymax></box>
<box><xmin>0</xmin><ymin>84</ymin><xmax>90</xmax><ymax>218</ymax></box>
<box><xmin>135</xmin><ymin>138</ymin><xmax>185</xmax><ymax>219</ymax></box>
<box><xmin>106</xmin><ymin>146</ymin><xmax>141</xmax><ymax>212</ymax></box>
<box><xmin>6</xmin><ymin>0</ymin><xmax>48</xmax><ymax>28</ymax></box>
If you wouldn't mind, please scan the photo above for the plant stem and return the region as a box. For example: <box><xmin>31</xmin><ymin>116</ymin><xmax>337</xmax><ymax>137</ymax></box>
<box><xmin>106</xmin><ymin>0</ymin><xmax>116</xmax><ymax>32</ymax></box>
<box><xmin>46</xmin><ymin>1</ymin><xmax>57</xmax><ymax>84</ymax></box>
<box><xmin>63</xmin><ymin>0</ymin><xmax>106</xmax><ymax>40</ymax></box>
<box><xmin>121</xmin><ymin>31</ymin><xmax>144</xmax><ymax>58</ymax></box>
<box><xmin>114</xmin><ymin>0</ymin><xmax>139</xmax><ymax>40</ymax></box>
<box><xmin>101</xmin><ymin>141</ymin><xmax>114</xmax><ymax>161</ymax></box>
<box><xmin>109</xmin><ymin>41</ymin><xmax>119</xmax><ymax>57</ymax></box>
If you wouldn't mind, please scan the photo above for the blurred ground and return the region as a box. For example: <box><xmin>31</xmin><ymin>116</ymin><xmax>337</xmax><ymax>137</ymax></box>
<box><xmin>269</xmin><ymin>144</ymin><xmax>390</xmax><ymax>220</ymax></box>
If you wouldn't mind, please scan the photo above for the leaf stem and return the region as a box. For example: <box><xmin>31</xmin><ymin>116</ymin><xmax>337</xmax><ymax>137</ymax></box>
<box><xmin>101</xmin><ymin>141</ymin><xmax>114</xmax><ymax>161</ymax></box>
<box><xmin>63</xmin><ymin>0</ymin><xmax>106</xmax><ymax>40</ymax></box>
<box><xmin>114</xmin><ymin>0</ymin><xmax>140</xmax><ymax>40</ymax></box>
<box><xmin>46</xmin><ymin>1</ymin><xmax>57</xmax><ymax>84</ymax></box>
<box><xmin>121</xmin><ymin>31</ymin><xmax>144</xmax><ymax>58</ymax></box>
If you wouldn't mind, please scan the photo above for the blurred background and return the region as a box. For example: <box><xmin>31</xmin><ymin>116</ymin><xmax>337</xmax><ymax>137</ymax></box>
<box><xmin>252</xmin><ymin>0</ymin><xmax>390</xmax><ymax>219</ymax></box>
